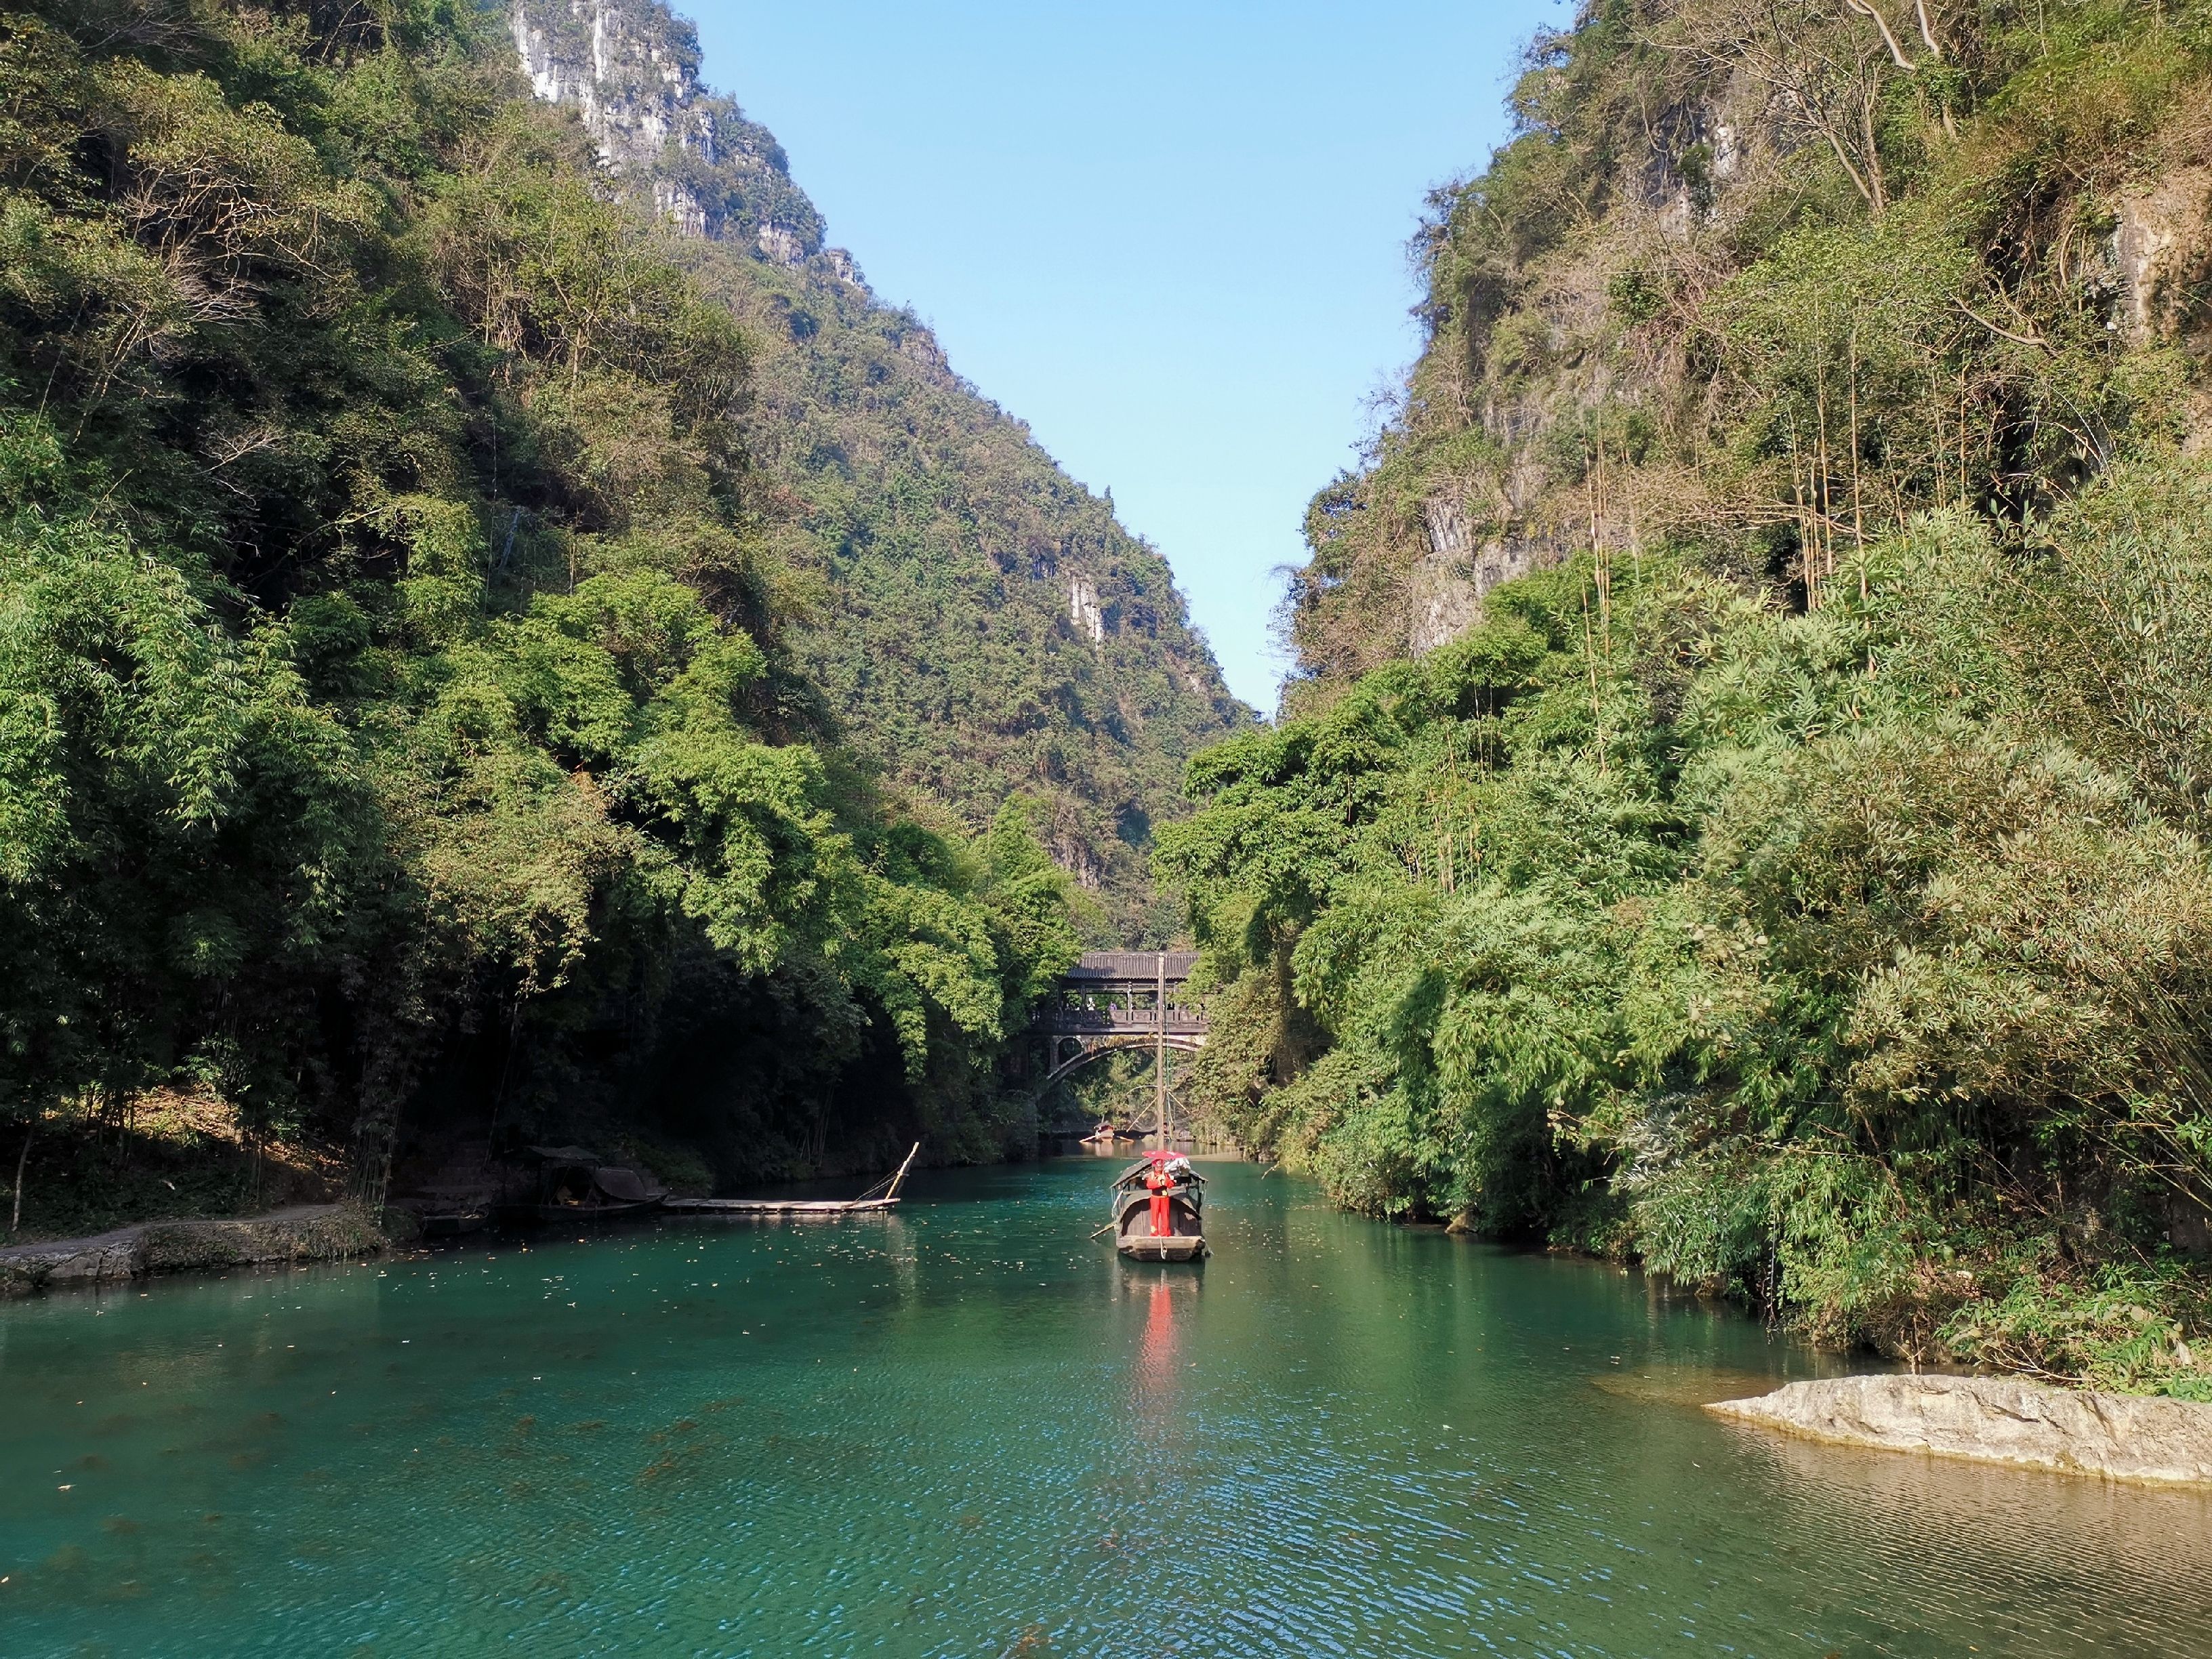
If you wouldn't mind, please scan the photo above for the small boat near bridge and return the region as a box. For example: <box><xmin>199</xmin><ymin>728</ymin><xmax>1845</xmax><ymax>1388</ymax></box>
<box><xmin>1110</xmin><ymin>1150</ymin><xmax>1207</xmax><ymax>1261</ymax></box>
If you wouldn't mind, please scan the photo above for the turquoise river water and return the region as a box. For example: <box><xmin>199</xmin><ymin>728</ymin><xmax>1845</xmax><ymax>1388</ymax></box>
<box><xmin>3</xmin><ymin>1159</ymin><xmax>2211</xmax><ymax>1657</ymax></box>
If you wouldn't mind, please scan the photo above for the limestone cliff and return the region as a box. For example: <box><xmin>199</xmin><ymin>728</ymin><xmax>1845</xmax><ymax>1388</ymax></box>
<box><xmin>1281</xmin><ymin>0</ymin><xmax>2212</xmax><ymax>696</ymax></box>
<box><xmin>507</xmin><ymin>0</ymin><xmax>821</xmax><ymax>254</ymax></box>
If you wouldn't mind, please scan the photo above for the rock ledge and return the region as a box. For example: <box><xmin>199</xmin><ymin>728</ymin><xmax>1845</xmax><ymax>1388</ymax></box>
<box><xmin>1707</xmin><ymin>1373</ymin><xmax>2212</xmax><ymax>1486</ymax></box>
<box><xmin>0</xmin><ymin>1204</ymin><xmax>402</xmax><ymax>1298</ymax></box>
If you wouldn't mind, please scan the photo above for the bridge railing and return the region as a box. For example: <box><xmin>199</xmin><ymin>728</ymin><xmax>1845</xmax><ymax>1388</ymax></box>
<box><xmin>1033</xmin><ymin>949</ymin><xmax>1209</xmax><ymax>1038</ymax></box>
<box><xmin>1036</xmin><ymin>1008</ymin><xmax>1210</xmax><ymax>1036</ymax></box>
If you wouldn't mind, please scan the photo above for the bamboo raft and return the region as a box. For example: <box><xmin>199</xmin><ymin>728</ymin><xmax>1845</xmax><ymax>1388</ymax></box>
<box><xmin>661</xmin><ymin>1143</ymin><xmax>920</xmax><ymax>1218</ymax></box>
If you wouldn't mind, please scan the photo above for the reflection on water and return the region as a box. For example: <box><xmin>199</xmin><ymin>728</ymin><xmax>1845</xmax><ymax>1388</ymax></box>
<box><xmin>1727</xmin><ymin>1427</ymin><xmax>2212</xmax><ymax>1654</ymax></box>
<box><xmin>1</xmin><ymin>1160</ymin><xmax>2208</xmax><ymax>1658</ymax></box>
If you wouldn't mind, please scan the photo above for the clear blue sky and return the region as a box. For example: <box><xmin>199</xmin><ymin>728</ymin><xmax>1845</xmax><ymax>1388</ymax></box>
<box><xmin>687</xmin><ymin>1</ymin><xmax>1559</xmax><ymax>712</ymax></box>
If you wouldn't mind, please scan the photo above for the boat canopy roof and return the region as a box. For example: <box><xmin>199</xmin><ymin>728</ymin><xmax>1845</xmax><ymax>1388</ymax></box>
<box><xmin>591</xmin><ymin>1166</ymin><xmax>657</xmax><ymax>1202</ymax></box>
<box><xmin>1111</xmin><ymin>1152</ymin><xmax>1203</xmax><ymax>1189</ymax></box>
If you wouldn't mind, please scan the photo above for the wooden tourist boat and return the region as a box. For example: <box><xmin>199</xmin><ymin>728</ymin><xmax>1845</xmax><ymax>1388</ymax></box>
<box><xmin>497</xmin><ymin>1146</ymin><xmax>667</xmax><ymax>1225</ymax></box>
<box><xmin>1109</xmin><ymin>1150</ymin><xmax>1207</xmax><ymax>1261</ymax></box>
<box><xmin>662</xmin><ymin>1143</ymin><xmax>920</xmax><ymax>1219</ymax></box>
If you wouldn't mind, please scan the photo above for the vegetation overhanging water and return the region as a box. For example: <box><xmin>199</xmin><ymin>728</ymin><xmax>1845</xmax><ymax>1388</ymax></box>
<box><xmin>3</xmin><ymin>1161</ymin><xmax>2209</xmax><ymax>1658</ymax></box>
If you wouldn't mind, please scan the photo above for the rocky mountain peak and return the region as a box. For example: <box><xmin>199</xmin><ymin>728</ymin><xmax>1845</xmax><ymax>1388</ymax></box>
<box><xmin>508</xmin><ymin>0</ymin><xmax>838</xmax><ymax>269</ymax></box>
<box><xmin>508</xmin><ymin>0</ymin><xmax>715</xmax><ymax>230</ymax></box>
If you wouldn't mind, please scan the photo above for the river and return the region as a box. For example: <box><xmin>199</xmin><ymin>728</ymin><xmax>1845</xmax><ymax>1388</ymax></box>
<box><xmin>3</xmin><ymin>1159</ymin><xmax>2209</xmax><ymax>1657</ymax></box>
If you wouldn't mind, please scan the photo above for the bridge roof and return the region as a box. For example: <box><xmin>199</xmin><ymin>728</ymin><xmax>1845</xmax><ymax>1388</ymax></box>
<box><xmin>1063</xmin><ymin>950</ymin><xmax>1199</xmax><ymax>983</ymax></box>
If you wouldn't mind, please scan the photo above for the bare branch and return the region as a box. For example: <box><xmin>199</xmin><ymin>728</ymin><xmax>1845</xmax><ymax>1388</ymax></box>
<box><xmin>1914</xmin><ymin>0</ymin><xmax>1944</xmax><ymax>59</ymax></box>
<box><xmin>1842</xmin><ymin>0</ymin><xmax>1915</xmax><ymax>70</ymax></box>
<box><xmin>1818</xmin><ymin>119</ymin><xmax>1880</xmax><ymax>207</ymax></box>
<box><xmin>1952</xmin><ymin>297</ymin><xmax>2049</xmax><ymax>350</ymax></box>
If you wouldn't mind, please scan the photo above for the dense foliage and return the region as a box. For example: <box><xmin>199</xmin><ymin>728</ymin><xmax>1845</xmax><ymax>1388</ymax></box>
<box><xmin>0</xmin><ymin>0</ymin><xmax>1084</xmax><ymax>1204</ymax></box>
<box><xmin>1169</xmin><ymin>0</ymin><xmax>2212</xmax><ymax>1392</ymax></box>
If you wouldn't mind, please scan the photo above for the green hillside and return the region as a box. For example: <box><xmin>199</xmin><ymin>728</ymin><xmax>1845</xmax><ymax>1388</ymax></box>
<box><xmin>1165</xmin><ymin>0</ymin><xmax>2212</xmax><ymax>1393</ymax></box>
<box><xmin>0</xmin><ymin>0</ymin><xmax>1113</xmax><ymax>1209</ymax></box>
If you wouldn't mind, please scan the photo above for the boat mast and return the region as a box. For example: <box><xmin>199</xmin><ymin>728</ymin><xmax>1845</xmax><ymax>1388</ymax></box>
<box><xmin>1155</xmin><ymin>950</ymin><xmax>1167</xmax><ymax>1149</ymax></box>
<box><xmin>884</xmin><ymin>1141</ymin><xmax>921</xmax><ymax>1200</ymax></box>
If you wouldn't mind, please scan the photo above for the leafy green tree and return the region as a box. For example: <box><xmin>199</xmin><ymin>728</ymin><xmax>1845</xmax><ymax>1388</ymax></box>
<box><xmin>0</xmin><ymin>0</ymin><xmax>1090</xmax><ymax>1226</ymax></box>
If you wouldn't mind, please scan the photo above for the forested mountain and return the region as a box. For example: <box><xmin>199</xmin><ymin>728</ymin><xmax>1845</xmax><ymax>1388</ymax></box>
<box><xmin>506</xmin><ymin>0</ymin><xmax>1248</xmax><ymax>936</ymax></box>
<box><xmin>1164</xmin><ymin>0</ymin><xmax>2212</xmax><ymax>1393</ymax></box>
<box><xmin>0</xmin><ymin>0</ymin><xmax>1181</xmax><ymax>1209</ymax></box>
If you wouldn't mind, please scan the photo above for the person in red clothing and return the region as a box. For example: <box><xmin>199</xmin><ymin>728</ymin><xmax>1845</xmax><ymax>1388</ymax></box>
<box><xmin>1145</xmin><ymin>1155</ymin><xmax>1173</xmax><ymax>1237</ymax></box>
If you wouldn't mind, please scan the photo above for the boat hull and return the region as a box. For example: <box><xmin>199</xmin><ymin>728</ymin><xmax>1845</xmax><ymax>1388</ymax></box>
<box><xmin>1117</xmin><ymin>1232</ymin><xmax>1207</xmax><ymax>1261</ymax></box>
<box><xmin>1112</xmin><ymin>1189</ymin><xmax>1207</xmax><ymax>1261</ymax></box>
<box><xmin>417</xmin><ymin>1210</ymin><xmax>487</xmax><ymax>1238</ymax></box>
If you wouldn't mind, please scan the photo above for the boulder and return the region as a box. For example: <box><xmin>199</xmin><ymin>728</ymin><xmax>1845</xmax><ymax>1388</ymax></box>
<box><xmin>1707</xmin><ymin>1373</ymin><xmax>2212</xmax><ymax>1486</ymax></box>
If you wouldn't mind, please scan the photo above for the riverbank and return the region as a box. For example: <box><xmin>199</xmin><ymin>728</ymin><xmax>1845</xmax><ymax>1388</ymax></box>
<box><xmin>0</xmin><ymin>1088</ymin><xmax>348</xmax><ymax>1246</ymax></box>
<box><xmin>0</xmin><ymin>1203</ymin><xmax>405</xmax><ymax>1298</ymax></box>
<box><xmin>1708</xmin><ymin>1374</ymin><xmax>2212</xmax><ymax>1486</ymax></box>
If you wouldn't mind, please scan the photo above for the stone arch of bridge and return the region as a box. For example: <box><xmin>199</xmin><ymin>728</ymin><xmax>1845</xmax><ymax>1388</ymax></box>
<box><xmin>1041</xmin><ymin>1031</ymin><xmax>1207</xmax><ymax>1090</ymax></box>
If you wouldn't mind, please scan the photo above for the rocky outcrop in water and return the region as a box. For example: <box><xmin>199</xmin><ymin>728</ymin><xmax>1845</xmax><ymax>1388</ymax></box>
<box><xmin>0</xmin><ymin>1205</ymin><xmax>401</xmax><ymax>1297</ymax></box>
<box><xmin>1707</xmin><ymin>1374</ymin><xmax>2212</xmax><ymax>1486</ymax></box>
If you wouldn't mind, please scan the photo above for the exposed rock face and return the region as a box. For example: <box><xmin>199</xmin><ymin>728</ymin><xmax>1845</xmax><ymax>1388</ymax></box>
<box><xmin>1406</xmin><ymin>552</ymin><xmax>1480</xmax><ymax>656</ymax></box>
<box><xmin>2114</xmin><ymin>166</ymin><xmax>2212</xmax><ymax>346</ymax></box>
<box><xmin>1407</xmin><ymin>495</ymin><xmax>1544</xmax><ymax>655</ymax></box>
<box><xmin>1069</xmin><ymin>574</ymin><xmax>1106</xmax><ymax>645</ymax></box>
<box><xmin>509</xmin><ymin>0</ymin><xmax>823</xmax><ymax>253</ymax></box>
<box><xmin>1708</xmin><ymin>1374</ymin><xmax>2212</xmax><ymax>1486</ymax></box>
<box><xmin>511</xmin><ymin>0</ymin><xmax>712</xmax><ymax>226</ymax></box>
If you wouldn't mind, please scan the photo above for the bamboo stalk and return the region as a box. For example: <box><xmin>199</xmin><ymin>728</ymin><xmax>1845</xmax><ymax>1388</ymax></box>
<box><xmin>1788</xmin><ymin>431</ymin><xmax>1814</xmax><ymax>607</ymax></box>
<box><xmin>883</xmin><ymin>1141</ymin><xmax>922</xmax><ymax>1201</ymax></box>
<box><xmin>1581</xmin><ymin>587</ymin><xmax>1607</xmax><ymax>775</ymax></box>
<box><xmin>9</xmin><ymin>1111</ymin><xmax>34</xmax><ymax>1236</ymax></box>
<box><xmin>1849</xmin><ymin>327</ymin><xmax>1866</xmax><ymax>603</ymax></box>
<box><xmin>1814</xmin><ymin>376</ymin><xmax>1835</xmax><ymax>609</ymax></box>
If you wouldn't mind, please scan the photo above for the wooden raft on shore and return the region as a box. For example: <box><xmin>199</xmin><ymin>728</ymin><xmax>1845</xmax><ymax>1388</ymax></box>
<box><xmin>662</xmin><ymin>1143</ymin><xmax>920</xmax><ymax>1218</ymax></box>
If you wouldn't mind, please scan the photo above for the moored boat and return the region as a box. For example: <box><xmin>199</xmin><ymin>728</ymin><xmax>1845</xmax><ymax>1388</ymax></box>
<box><xmin>1110</xmin><ymin>1150</ymin><xmax>1206</xmax><ymax>1261</ymax></box>
<box><xmin>496</xmin><ymin>1146</ymin><xmax>667</xmax><ymax>1225</ymax></box>
<box><xmin>661</xmin><ymin>1142</ymin><xmax>920</xmax><ymax>1218</ymax></box>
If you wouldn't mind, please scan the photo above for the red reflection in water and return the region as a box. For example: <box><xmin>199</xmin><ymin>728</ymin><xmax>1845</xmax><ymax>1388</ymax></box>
<box><xmin>1128</xmin><ymin>1272</ymin><xmax>1199</xmax><ymax>1458</ymax></box>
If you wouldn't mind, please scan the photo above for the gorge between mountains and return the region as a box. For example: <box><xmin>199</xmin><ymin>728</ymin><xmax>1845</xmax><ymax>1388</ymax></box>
<box><xmin>8</xmin><ymin>0</ymin><xmax>2212</xmax><ymax>1652</ymax></box>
